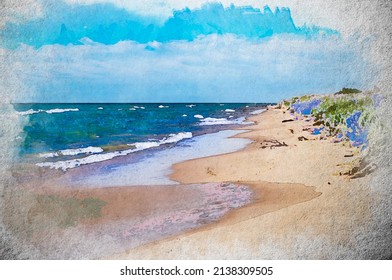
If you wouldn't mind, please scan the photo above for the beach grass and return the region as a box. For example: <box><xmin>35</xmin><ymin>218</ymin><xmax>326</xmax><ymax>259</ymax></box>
<box><xmin>281</xmin><ymin>88</ymin><xmax>376</xmax><ymax>143</ymax></box>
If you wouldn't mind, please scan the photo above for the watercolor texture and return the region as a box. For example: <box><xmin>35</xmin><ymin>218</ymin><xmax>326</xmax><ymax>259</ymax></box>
<box><xmin>0</xmin><ymin>0</ymin><xmax>391</xmax><ymax>259</ymax></box>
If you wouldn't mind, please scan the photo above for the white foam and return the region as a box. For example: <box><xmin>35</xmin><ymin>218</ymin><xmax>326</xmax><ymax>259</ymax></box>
<box><xmin>158</xmin><ymin>105</ymin><xmax>169</xmax><ymax>108</ymax></box>
<box><xmin>18</xmin><ymin>108</ymin><xmax>79</xmax><ymax>115</ymax></box>
<box><xmin>132</xmin><ymin>142</ymin><xmax>160</xmax><ymax>150</ymax></box>
<box><xmin>199</xmin><ymin>117</ymin><xmax>233</xmax><ymax>126</ymax></box>
<box><xmin>97</xmin><ymin>107</ymin><xmax>103</xmax><ymax>110</ymax></box>
<box><xmin>77</xmin><ymin>130</ymin><xmax>252</xmax><ymax>186</ymax></box>
<box><xmin>37</xmin><ymin>132</ymin><xmax>193</xmax><ymax>171</ymax></box>
<box><xmin>140</xmin><ymin>107</ymin><xmax>145</xmax><ymax>109</ymax></box>
<box><xmin>17</xmin><ymin>109</ymin><xmax>43</xmax><ymax>116</ymax></box>
<box><xmin>37</xmin><ymin>152</ymin><xmax>127</xmax><ymax>171</ymax></box>
<box><xmin>160</xmin><ymin>132</ymin><xmax>192</xmax><ymax>144</ymax></box>
<box><xmin>129</xmin><ymin>108</ymin><xmax>136</xmax><ymax>110</ymax></box>
<box><xmin>250</xmin><ymin>108</ymin><xmax>266</xmax><ymax>115</ymax></box>
<box><xmin>225</xmin><ymin>109</ymin><xmax>235</xmax><ymax>112</ymax></box>
<box><xmin>39</xmin><ymin>146</ymin><xmax>104</xmax><ymax>158</ymax></box>
<box><xmin>199</xmin><ymin>117</ymin><xmax>249</xmax><ymax>126</ymax></box>
<box><xmin>45</xmin><ymin>108</ymin><xmax>79</xmax><ymax>114</ymax></box>
<box><xmin>194</xmin><ymin>114</ymin><xmax>204</xmax><ymax>119</ymax></box>
<box><xmin>182</xmin><ymin>114</ymin><xmax>187</xmax><ymax>117</ymax></box>
<box><xmin>186</xmin><ymin>104</ymin><xmax>196</xmax><ymax>108</ymax></box>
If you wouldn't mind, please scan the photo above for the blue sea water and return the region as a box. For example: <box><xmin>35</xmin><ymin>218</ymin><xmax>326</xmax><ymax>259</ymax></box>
<box><xmin>14</xmin><ymin>103</ymin><xmax>267</xmax><ymax>172</ymax></box>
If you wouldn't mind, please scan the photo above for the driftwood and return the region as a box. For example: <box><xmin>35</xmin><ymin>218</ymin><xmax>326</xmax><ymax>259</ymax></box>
<box><xmin>260</xmin><ymin>139</ymin><xmax>288</xmax><ymax>149</ymax></box>
<box><xmin>344</xmin><ymin>154</ymin><xmax>354</xmax><ymax>157</ymax></box>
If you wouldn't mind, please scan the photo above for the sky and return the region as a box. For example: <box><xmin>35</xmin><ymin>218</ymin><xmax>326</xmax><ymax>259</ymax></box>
<box><xmin>0</xmin><ymin>0</ymin><xmax>378</xmax><ymax>103</ymax></box>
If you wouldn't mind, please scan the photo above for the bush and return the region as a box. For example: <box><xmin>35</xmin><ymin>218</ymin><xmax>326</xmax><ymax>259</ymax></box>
<box><xmin>334</xmin><ymin>87</ymin><xmax>362</xmax><ymax>95</ymax></box>
<box><xmin>310</xmin><ymin>95</ymin><xmax>374</xmax><ymax>146</ymax></box>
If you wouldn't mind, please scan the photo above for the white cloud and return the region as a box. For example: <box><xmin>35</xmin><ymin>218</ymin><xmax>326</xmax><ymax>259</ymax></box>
<box><xmin>63</xmin><ymin>1</ymin><xmax>390</xmax><ymax>92</ymax></box>
<box><xmin>9</xmin><ymin>35</ymin><xmax>370</xmax><ymax>103</ymax></box>
<box><xmin>2</xmin><ymin>1</ymin><xmax>389</xmax><ymax>101</ymax></box>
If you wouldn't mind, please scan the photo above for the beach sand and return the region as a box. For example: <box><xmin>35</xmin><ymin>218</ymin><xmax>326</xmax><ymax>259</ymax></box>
<box><xmin>111</xmin><ymin>107</ymin><xmax>380</xmax><ymax>259</ymax></box>
<box><xmin>5</xmin><ymin>107</ymin><xmax>385</xmax><ymax>259</ymax></box>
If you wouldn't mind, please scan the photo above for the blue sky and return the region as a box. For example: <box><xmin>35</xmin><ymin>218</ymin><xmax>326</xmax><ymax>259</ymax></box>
<box><xmin>2</xmin><ymin>0</ymin><xmax>371</xmax><ymax>103</ymax></box>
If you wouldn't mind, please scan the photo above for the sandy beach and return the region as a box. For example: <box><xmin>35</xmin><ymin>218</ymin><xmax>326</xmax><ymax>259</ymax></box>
<box><xmin>4</xmin><ymin>106</ymin><xmax>388</xmax><ymax>259</ymax></box>
<box><xmin>2</xmin><ymin>0</ymin><xmax>392</xmax><ymax>264</ymax></box>
<box><xmin>110</xmin><ymin>107</ymin><xmax>385</xmax><ymax>259</ymax></box>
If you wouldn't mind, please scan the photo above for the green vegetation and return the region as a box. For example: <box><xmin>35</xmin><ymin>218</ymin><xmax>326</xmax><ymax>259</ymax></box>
<box><xmin>299</xmin><ymin>95</ymin><xmax>313</xmax><ymax>102</ymax></box>
<box><xmin>278</xmin><ymin>87</ymin><xmax>378</xmax><ymax>177</ymax></box>
<box><xmin>334</xmin><ymin>87</ymin><xmax>362</xmax><ymax>95</ymax></box>
<box><xmin>283</xmin><ymin>100</ymin><xmax>290</xmax><ymax>108</ymax></box>
<box><xmin>311</xmin><ymin>95</ymin><xmax>374</xmax><ymax>136</ymax></box>
<box><xmin>281</xmin><ymin>96</ymin><xmax>299</xmax><ymax>108</ymax></box>
<box><xmin>32</xmin><ymin>195</ymin><xmax>107</xmax><ymax>228</ymax></box>
<box><xmin>279</xmin><ymin>88</ymin><xmax>376</xmax><ymax>143</ymax></box>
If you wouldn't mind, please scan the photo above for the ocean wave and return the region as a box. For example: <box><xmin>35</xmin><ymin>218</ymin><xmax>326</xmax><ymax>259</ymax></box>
<box><xmin>161</xmin><ymin>132</ymin><xmax>192</xmax><ymax>144</ymax></box>
<box><xmin>46</xmin><ymin>108</ymin><xmax>79</xmax><ymax>114</ymax></box>
<box><xmin>250</xmin><ymin>109</ymin><xmax>266</xmax><ymax>115</ymax></box>
<box><xmin>37</xmin><ymin>152</ymin><xmax>129</xmax><ymax>171</ymax></box>
<box><xmin>17</xmin><ymin>109</ymin><xmax>43</xmax><ymax>116</ymax></box>
<box><xmin>39</xmin><ymin>146</ymin><xmax>104</xmax><ymax>158</ymax></box>
<box><xmin>131</xmin><ymin>106</ymin><xmax>145</xmax><ymax>110</ymax></box>
<box><xmin>225</xmin><ymin>109</ymin><xmax>235</xmax><ymax>112</ymax></box>
<box><xmin>199</xmin><ymin>117</ymin><xmax>249</xmax><ymax>126</ymax></box>
<box><xmin>36</xmin><ymin>132</ymin><xmax>193</xmax><ymax>171</ymax></box>
<box><xmin>158</xmin><ymin>105</ymin><xmax>169</xmax><ymax>108</ymax></box>
<box><xmin>18</xmin><ymin>108</ymin><xmax>79</xmax><ymax>115</ymax></box>
<box><xmin>194</xmin><ymin>114</ymin><xmax>204</xmax><ymax>119</ymax></box>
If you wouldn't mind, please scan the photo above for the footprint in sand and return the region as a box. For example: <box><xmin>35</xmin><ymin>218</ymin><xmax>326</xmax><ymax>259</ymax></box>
<box><xmin>207</xmin><ymin>167</ymin><xmax>217</xmax><ymax>176</ymax></box>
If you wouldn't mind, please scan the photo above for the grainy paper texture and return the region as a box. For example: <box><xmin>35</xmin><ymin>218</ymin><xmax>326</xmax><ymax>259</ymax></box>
<box><xmin>0</xmin><ymin>0</ymin><xmax>391</xmax><ymax>259</ymax></box>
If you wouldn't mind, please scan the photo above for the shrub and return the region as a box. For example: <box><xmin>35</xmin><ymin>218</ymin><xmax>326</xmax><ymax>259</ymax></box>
<box><xmin>309</xmin><ymin>95</ymin><xmax>374</xmax><ymax>147</ymax></box>
<box><xmin>334</xmin><ymin>87</ymin><xmax>362</xmax><ymax>95</ymax></box>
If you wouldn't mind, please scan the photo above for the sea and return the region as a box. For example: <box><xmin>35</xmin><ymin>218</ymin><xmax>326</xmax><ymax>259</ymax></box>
<box><xmin>14</xmin><ymin>103</ymin><xmax>269</xmax><ymax>186</ymax></box>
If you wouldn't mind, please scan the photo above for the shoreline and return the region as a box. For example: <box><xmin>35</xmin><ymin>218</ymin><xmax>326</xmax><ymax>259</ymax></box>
<box><xmin>16</xmin><ymin>103</ymin><xmax>266</xmax><ymax>175</ymax></box>
<box><xmin>112</xmin><ymin>106</ymin><xmax>374</xmax><ymax>259</ymax></box>
<box><xmin>14</xmin><ymin>108</ymin><xmax>263</xmax><ymax>189</ymax></box>
<box><xmin>6</xmin><ymin>106</ymin><xmax>376</xmax><ymax>259</ymax></box>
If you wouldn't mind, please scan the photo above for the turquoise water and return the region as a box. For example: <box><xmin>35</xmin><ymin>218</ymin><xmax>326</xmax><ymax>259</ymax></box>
<box><xmin>14</xmin><ymin>103</ymin><xmax>268</xmax><ymax>171</ymax></box>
